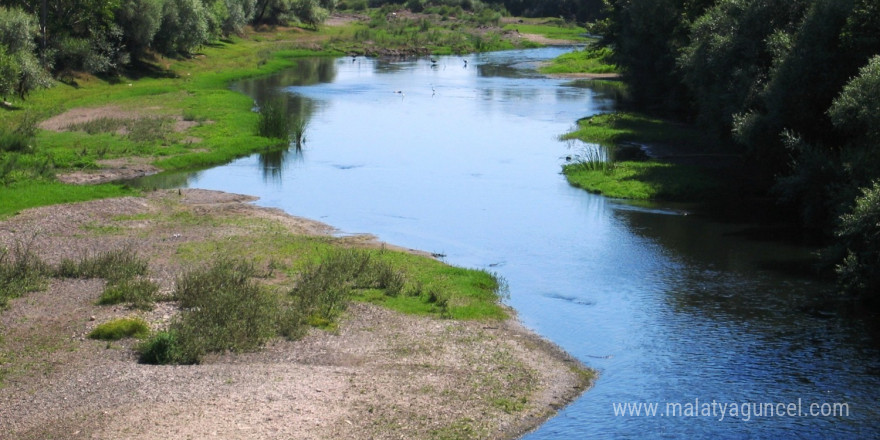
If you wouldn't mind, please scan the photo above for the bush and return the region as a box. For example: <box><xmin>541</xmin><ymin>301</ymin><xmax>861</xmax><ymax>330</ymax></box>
<box><xmin>834</xmin><ymin>181</ymin><xmax>880</xmax><ymax>303</ymax></box>
<box><xmin>288</xmin><ymin>248</ymin><xmax>404</xmax><ymax>326</ymax></box>
<box><xmin>139</xmin><ymin>330</ymin><xmax>191</xmax><ymax>364</ymax></box>
<box><xmin>89</xmin><ymin>317</ymin><xmax>150</xmax><ymax>340</ymax></box>
<box><xmin>168</xmin><ymin>258</ymin><xmax>279</xmax><ymax>363</ymax></box>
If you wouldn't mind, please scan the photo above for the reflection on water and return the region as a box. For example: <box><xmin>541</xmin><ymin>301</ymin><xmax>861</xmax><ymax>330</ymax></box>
<box><xmin>131</xmin><ymin>48</ymin><xmax>880</xmax><ymax>438</ymax></box>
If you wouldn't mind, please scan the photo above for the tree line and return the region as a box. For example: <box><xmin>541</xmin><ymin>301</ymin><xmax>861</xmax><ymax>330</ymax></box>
<box><xmin>598</xmin><ymin>0</ymin><xmax>879</xmax><ymax>303</ymax></box>
<box><xmin>0</xmin><ymin>0</ymin><xmax>596</xmax><ymax>102</ymax></box>
<box><xmin>0</xmin><ymin>0</ymin><xmax>340</xmax><ymax>101</ymax></box>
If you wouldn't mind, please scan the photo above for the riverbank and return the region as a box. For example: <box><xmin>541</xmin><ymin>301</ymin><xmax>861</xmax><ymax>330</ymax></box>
<box><xmin>0</xmin><ymin>189</ymin><xmax>593</xmax><ymax>439</ymax></box>
<box><xmin>0</xmin><ymin>12</ymin><xmax>589</xmax><ymax>218</ymax></box>
<box><xmin>560</xmin><ymin>112</ymin><xmax>746</xmax><ymax>202</ymax></box>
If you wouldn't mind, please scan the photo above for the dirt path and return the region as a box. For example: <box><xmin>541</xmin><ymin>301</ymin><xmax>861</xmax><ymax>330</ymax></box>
<box><xmin>0</xmin><ymin>190</ymin><xmax>592</xmax><ymax>439</ymax></box>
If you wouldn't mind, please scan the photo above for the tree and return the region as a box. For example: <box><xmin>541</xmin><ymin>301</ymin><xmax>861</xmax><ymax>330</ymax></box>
<box><xmin>292</xmin><ymin>0</ymin><xmax>328</xmax><ymax>29</ymax></box>
<box><xmin>835</xmin><ymin>181</ymin><xmax>880</xmax><ymax>305</ymax></box>
<box><xmin>115</xmin><ymin>0</ymin><xmax>163</xmax><ymax>57</ymax></box>
<box><xmin>678</xmin><ymin>0</ymin><xmax>809</xmax><ymax>139</ymax></box>
<box><xmin>601</xmin><ymin>0</ymin><xmax>702</xmax><ymax>115</ymax></box>
<box><xmin>0</xmin><ymin>6</ymin><xmax>50</xmax><ymax>100</ymax></box>
<box><xmin>153</xmin><ymin>0</ymin><xmax>210</xmax><ymax>55</ymax></box>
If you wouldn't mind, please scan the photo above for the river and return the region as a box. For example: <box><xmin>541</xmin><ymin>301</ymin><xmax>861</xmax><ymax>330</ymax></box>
<box><xmin>135</xmin><ymin>48</ymin><xmax>880</xmax><ymax>438</ymax></box>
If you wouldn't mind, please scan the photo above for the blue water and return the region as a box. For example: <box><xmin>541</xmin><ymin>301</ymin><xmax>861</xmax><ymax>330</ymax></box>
<box><xmin>138</xmin><ymin>48</ymin><xmax>880</xmax><ymax>438</ymax></box>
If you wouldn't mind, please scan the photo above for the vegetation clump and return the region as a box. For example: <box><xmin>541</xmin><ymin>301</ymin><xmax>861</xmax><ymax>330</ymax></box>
<box><xmin>59</xmin><ymin>248</ymin><xmax>159</xmax><ymax>310</ymax></box>
<box><xmin>0</xmin><ymin>240</ymin><xmax>49</xmax><ymax>309</ymax></box>
<box><xmin>96</xmin><ymin>278</ymin><xmax>160</xmax><ymax>310</ymax></box>
<box><xmin>540</xmin><ymin>46</ymin><xmax>617</xmax><ymax>75</ymax></box>
<box><xmin>139</xmin><ymin>246</ymin><xmax>506</xmax><ymax>364</ymax></box>
<box><xmin>88</xmin><ymin>317</ymin><xmax>151</xmax><ymax>340</ymax></box>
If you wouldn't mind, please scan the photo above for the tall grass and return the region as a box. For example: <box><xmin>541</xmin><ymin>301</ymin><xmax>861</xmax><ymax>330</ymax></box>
<box><xmin>564</xmin><ymin>140</ymin><xmax>616</xmax><ymax>173</ymax></box>
<box><xmin>291</xmin><ymin>115</ymin><xmax>308</xmax><ymax>149</ymax></box>
<box><xmin>0</xmin><ymin>239</ymin><xmax>50</xmax><ymax>309</ymax></box>
<box><xmin>97</xmin><ymin>278</ymin><xmax>160</xmax><ymax>310</ymax></box>
<box><xmin>257</xmin><ymin>99</ymin><xmax>290</xmax><ymax>140</ymax></box>
<box><xmin>57</xmin><ymin>247</ymin><xmax>149</xmax><ymax>283</ymax></box>
<box><xmin>284</xmin><ymin>248</ymin><xmax>405</xmax><ymax>333</ymax></box>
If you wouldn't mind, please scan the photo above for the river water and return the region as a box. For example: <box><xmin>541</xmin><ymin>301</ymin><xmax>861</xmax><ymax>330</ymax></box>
<box><xmin>136</xmin><ymin>48</ymin><xmax>880</xmax><ymax>438</ymax></box>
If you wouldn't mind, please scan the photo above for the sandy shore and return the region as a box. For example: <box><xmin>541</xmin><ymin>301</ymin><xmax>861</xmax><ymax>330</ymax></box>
<box><xmin>0</xmin><ymin>189</ymin><xmax>592</xmax><ymax>439</ymax></box>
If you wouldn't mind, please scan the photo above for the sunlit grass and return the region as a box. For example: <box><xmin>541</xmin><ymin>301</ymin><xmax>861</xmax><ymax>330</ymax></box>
<box><xmin>502</xmin><ymin>20</ymin><xmax>589</xmax><ymax>42</ymax></box>
<box><xmin>540</xmin><ymin>46</ymin><xmax>617</xmax><ymax>74</ymax></box>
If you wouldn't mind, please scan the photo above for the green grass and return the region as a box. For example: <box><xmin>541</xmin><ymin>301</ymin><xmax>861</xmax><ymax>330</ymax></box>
<box><xmin>563</xmin><ymin>160</ymin><xmax>718</xmax><ymax>201</ymax></box>
<box><xmin>540</xmin><ymin>46</ymin><xmax>617</xmax><ymax>75</ymax></box>
<box><xmin>88</xmin><ymin>317</ymin><xmax>150</xmax><ymax>340</ymax></box>
<box><xmin>140</xmin><ymin>257</ymin><xmax>280</xmax><ymax>364</ymax></box>
<box><xmin>144</xmin><ymin>228</ymin><xmax>508</xmax><ymax>365</ymax></box>
<box><xmin>173</xmin><ymin>217</ymin><xmax>508</xmax><ymax>322</ymax></box>
<box><xmin>561</xmin><ymin>112</ymin><xmax>704</xmax><ymax>147</ymax></box>
<box><xmin>561</xmin><ymin>112</ymin><xmax>720</xmax><ymax>201</ymax></box>
<box><xmin>502</xmin><ymin>20</ymin><xmax>590</xmax><ymax>42</ymax></box>
<box><xmin>0</xmin><ymin>182</ymin><xmax>137</xmax><ymax>219</ymax></box>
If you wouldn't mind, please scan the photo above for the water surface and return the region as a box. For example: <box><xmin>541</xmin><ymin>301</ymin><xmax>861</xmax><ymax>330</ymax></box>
<box><xmin>136</xmin><ymin>49</ymin><xmax>880</xmax><ymax>438</ymax></box>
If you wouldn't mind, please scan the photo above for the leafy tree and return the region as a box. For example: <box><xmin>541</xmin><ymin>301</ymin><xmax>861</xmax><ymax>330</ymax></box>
<box><xmin>732</xmin><ymin>0</ymin><xmax>864</xmax><ymax>174</ymax></box>
<box><xmin>0</xmin><ymin>45</ymin><xmax>20</xmax><ymax>100</ymax></box>
<box><xmin>678</xmin><ymin>0</ymin><xmax>809</xmax><ymax>139</ymax></box>
<box><xmin>115</xmin><ymin>0</ymin><xmax>164</xmax><ymax>57</ymax></box>
<box><xmin>292</xmin><ymin>0</ymin><xmax>328</xmax><ymax>28</ymax></box>
<box><xmin>834</xmin><ymin>181</ymin><xmax>880</xmax><ymax>304</ymax></box>
<box><xmin>0</xmin><ymin>6</ymin><xmax>50</xmax><ymax>100</ymax></box>
<box><xmin>253</xmin><ymin>0</ymin><xmax>294</xmax><ymax>24</ymax></box>
<box><xmin>601</xmin><ymin>0</ymin><xmax>702</xmax><ymax>114</ymax></box>
<box><xmin>153</xmin><ymin>0</ymin><xmax>210</xmax><ymax>55</ymax></box>
<box><xmin>828</xmin><ymin>56</ymin><xmax>880</xmax><ymax>145</ymax></box>
<box><xmin>223</xmin><ymin>0</ymin><xmax>257</xmax><ymax>35</ymax></box>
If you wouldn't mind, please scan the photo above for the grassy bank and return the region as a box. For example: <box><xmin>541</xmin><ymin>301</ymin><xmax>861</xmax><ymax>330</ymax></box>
<box><xmin>501</xmin><ymin>18</ymin><xmax>590</xmax><ymax>42</ymax></box>
<box><xmin>561</xmin><ymin>112</ymin><xmax>720</xmax><ymax>201</ymax></box>
<box><xmin>0</xmin><ymin>190</ymin><xmax>509</xmax><ymax>365</ymax></box>
<box><xmin>540</xmin><ymin>46</ymin><xmax>617</xmax><ymax>75</ymax></box>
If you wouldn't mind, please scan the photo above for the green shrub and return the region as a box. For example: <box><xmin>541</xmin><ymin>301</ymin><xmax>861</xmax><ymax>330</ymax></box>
<box><xmin>289</xmin><ymin>248</ymin><xmax>404</xmax><ymax>325</ymax></box>
<box><xmin>168</xmin><ymin>258</ymin><xmax>279</xmax><ymax>363</ymax></box>
<box><xmin>89</xmin><ymin>317</ymin><xmax>150</xmax><ymax>340</ymax></box>
<box><xmin>97</xmin><ymin>278</ymin><xmax>160</xmax><ymax>310</ymax></box>
<box><xmin>0</xmin><ymin>132</ymin><xmax>32</xmax><ymax>153</ymax></box>
<box><xmin>138</xmin><ymin>330</ymin><xmax>192</xmax><ymax>364</ymax></box>
<box><xmin>834</xmin><ymin>181</ymin><xmax>880</xmax><ymax>303</ymax></box>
